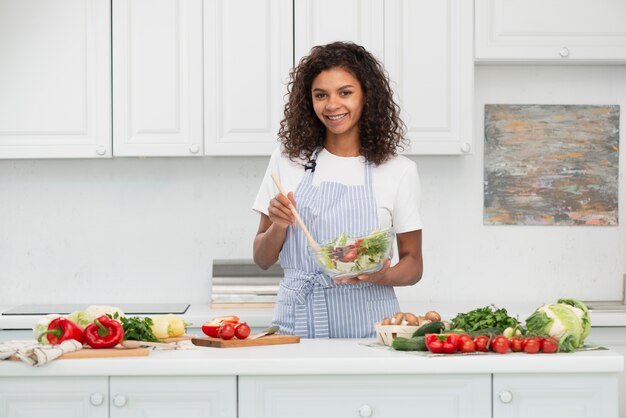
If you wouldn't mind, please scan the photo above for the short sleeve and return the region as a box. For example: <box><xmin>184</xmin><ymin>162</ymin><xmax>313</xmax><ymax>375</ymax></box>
<box><xmin>391</xmin><ymin>161</ymin><xmax>423</xmax><ymax>233</ymax></box>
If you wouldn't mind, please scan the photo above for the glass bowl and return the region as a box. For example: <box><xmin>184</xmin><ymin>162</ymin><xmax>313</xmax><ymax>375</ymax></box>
<box><xmin>309</xmin><ymin>228</ymin><xmax>395</xmax><ymax>279</ymax></box>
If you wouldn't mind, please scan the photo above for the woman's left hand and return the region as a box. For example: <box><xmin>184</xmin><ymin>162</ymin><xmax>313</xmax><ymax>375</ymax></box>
<box><xmin>333</xmin><ymin>259</ymin><xmax>391</xmax><ymax>285</ymax></box>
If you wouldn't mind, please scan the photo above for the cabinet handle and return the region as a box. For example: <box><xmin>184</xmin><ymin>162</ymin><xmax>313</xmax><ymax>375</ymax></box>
<box><xmin>189</xmin><ymin>143</ymin><xmax>200</xmax><ymax>154</ymax></box>
<box><xmin>89</xmin><ymin>392</ymin><xmax>104</xmax><ymax>406</ymax></box>
<box><xmin>559</xmin><ymin>47</ymin><xmax>570</xmax><ymax>58</ymax></box>
<box><xmin>499</xmin><ymin>390</ymin><xmax>513</xmax><ymax>403</ymax></box>
<box><xmin>460</xmin><ymin>142</ymin><xmax>471</xmax><ymax>154</ymax></box>
<box><xmin>95</xmin><ymin>146</ymin><xmax>107</xmax><ymax>156</ymax></box>
<box><xmin>112</xmin><ymin>394</ymin><xmax>128</xmax><ymax>408</ymax></box>
<box><xmin>358</xmin><ymin>404</ymin><xmax>373</xmax><ymax>418</ymax></box>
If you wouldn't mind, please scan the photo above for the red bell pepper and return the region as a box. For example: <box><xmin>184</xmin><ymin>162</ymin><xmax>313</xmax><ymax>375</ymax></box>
<box><xmin>425</xmin><ymin>334</ymin><xmax>458</xmax><ymax>354</ymax></box>
<box><xmin>84</xmin><ymin>315</ymin><xmax>124</xmax><ymax>348</ymax></box>
<box><xmin>37</xmin><ymin>317</ymin><xmax>84</xmax><ymax>345</ymax></box>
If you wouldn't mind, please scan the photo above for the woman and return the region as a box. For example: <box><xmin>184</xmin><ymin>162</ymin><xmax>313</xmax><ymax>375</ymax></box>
<box><xmin>253</xmin><ymin>41</ymin><xmax>423</xmax><ymax>338</ymax></box>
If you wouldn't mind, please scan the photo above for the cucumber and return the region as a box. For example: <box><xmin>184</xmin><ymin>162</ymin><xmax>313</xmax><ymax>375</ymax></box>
<box><xmin>391</xmin><ymin>336</ymin><xmax>427</xmax><ymax>351</ymax></box>
<box><xmin>412</xmin><ymin>321</ymin><xmax>445</xmax><ymax>338</ymax></box>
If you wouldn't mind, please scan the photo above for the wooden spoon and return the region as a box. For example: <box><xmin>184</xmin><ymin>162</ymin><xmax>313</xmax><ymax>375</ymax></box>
<box><xmin>271</xmin><ymin>173</ymin><xmax>322</xmax><ymax>252</ymax></box>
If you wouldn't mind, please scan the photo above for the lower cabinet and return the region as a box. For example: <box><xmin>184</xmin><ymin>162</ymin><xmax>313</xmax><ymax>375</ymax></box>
<box><xmin>0</xmin><ymin>372</ymin><xmax>619</xmax><ymax>418</ymax></box>
<box><xmin>493</xmin><ymin>373</ymin><xmax>619</xmax><ymax>418</ymax></box>
<box><xmin>0</xmin><ymin>376</ymin><xmax>237</xmax><ymax>418</ymax></box>
<box><xmin>238</xmin><ymin>374</ymin><xmax>492</xmax><ymax>418</ymax></box>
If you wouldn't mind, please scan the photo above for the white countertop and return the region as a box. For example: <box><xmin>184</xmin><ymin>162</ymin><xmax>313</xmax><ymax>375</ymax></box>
<box><xmin>0</xmin><ymin>339</ymin><xmax>622</xmax><ymax>377</ymax></box>
<box><xmin>2</xmin><ymin>302</ymin><xmax>625</xmax><ymax>330</ymax></box>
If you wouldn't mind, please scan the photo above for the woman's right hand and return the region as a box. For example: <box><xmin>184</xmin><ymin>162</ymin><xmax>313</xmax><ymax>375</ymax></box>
<box><xmin>267</xmin><ymin>191</ymin><xmax>296</xmax><ymax>229</ymax></box>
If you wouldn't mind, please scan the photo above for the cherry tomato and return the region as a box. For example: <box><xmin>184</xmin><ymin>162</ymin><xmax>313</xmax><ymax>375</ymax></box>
<box><xmin>474</xmin><ymin>335</ymin><xmax>489</xmax><ymax>352</ymax></box>
<box><xmin>523</xmin><ymin>337</ymin><xmax>541</xmax><ymax>354</ymax></box>
<box><xmin>218</xmin><ymin>323</ymin><xmax>235</xmax><ymax>340</ymax></box>
<box><xmin>491</xmin><ymin>336</ymin><xmax>511</xmax><ymax>354</ymax></box>
<box><xmin>510</xmin><ymin>336</ymin><xmax>524</xmax><ymax>352</ymax></box>
<box><xmin>234</xmin><ymin>322</ymin><xmax>251</xmax><ymax>339</ymax></box>
<box><xmin>201</xmin><ymin>322</ymin><xmax>220</xmax><ymax>338</ymax></box>
<box><xmin>460</xmin><ymin>339</ymin><xmax>476</xmax><ymax>353</ymax></box>
<box><xmin>541</xmin><ymin>337</ymin><xmax>558</xmax><ymax>353</ymax></box>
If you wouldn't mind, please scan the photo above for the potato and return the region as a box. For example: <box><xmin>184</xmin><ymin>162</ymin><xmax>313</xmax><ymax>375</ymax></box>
<box><xmin>425</xmin><ymin>310</ymin><xmax>441</xmax><ymax>322</ymax></box>
<box><xmin>418</xmin><ymin>317</ymin><xmax>432</xmax><ymax>326</ymax></box>
<box><xmin>390</xmin><ymin>312</ymin><xmax>405</xmax><ymax>325</ymax></box>
<box><xmin>404</xmin><ymin>312</ymin><xmax>419</xmax><ymax>326</ymax></box>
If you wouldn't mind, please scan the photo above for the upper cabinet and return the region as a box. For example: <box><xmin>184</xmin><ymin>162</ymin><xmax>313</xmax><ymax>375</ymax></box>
<box><xmin>112</xmin><ymin>0</ymin><xmax>203</xmax><ymax>157</ymax></box>
<box><xmin>385</xmin><ymin>0</ymin><xmax>473</xmax><ymax>155</ymax></box>
<box><xmin>0</xmin><ymin>0</ymin><xmax>111</xmax><ymax>159</ymax></box>
<box><xmin>294</xmin><ymin>0</ymin><xmax>384</xmax><ymax>62</ymax></box>
<box><xmin>475</xmin><ymin>0</ymin><xmax>626</xmax><ymax>62</ymax></box>
<box><xmin>203</xmin><ymin>0</ymin><xmax>293</xmax><ymax>156</ymax></box>
<box><xmin>293</xmin><ymin>0</ymin><xmax>474</xmax><ymax>155</ymax></box>
<box><xmin>0</xmin><ymin>0</ymin><xmax>473</xmax><ymax>158</ymax></box>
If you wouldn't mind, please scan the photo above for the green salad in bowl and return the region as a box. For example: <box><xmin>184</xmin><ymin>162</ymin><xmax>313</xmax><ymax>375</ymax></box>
<box><xmin>309</xmin><ymin>228</ymin><xmax>395</xmax><ymax>279</ymax></box>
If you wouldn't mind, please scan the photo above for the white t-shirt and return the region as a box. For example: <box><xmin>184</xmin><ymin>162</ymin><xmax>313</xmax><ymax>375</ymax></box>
<box><xmin>253</xmin><ymin>147</ymin><xmax>423</xmax><ymax>233</ymax></box>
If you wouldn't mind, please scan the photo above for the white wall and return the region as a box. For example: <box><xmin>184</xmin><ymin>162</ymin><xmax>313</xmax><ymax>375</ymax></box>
<box><xmin>1</xmin><ymin>65</ymin><xmax>625</xmax><ymax>308</ymax></box>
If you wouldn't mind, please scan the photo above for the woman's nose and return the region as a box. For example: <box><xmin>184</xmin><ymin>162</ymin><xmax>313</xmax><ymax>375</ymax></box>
<box><xmin>325</xmin><ymin>95</ymin><xmax>340</xmax><ymax>110</ymax></box>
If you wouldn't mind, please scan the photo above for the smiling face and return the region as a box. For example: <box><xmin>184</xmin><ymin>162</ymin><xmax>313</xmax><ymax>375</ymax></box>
<box><xmin>311</xmin><ymin>67</ymin><xmax>364</xmax><ymax>150</ymax></box>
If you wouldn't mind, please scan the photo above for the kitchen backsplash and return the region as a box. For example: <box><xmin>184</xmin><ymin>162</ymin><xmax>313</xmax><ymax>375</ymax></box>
<box><xmin>0</xmin><ymin>65</ymin><xmax>625</xmax><ymax>307</ymax></box>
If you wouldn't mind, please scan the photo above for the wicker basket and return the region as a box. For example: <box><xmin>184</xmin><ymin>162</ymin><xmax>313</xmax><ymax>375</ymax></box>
<box><xmin>375</xmin><ymin>323</ymin><xmax>420</xmax><ymax>346</ymax></box>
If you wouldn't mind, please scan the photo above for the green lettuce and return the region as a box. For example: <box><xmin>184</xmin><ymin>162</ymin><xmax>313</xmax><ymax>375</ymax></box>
<box><xmin>525</xmin><ymin>298</ymin><xmax>591</xmax><ymax>352</ymax></box>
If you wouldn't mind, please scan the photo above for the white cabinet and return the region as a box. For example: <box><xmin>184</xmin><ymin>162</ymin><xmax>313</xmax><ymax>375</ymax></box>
<box><xmin>0</xmin><ymin>376</ymin><xmax>108</xmax><ymax>418</ymax></box>
<box><xmin>0</xmin><ymin>0</ymin><xmax>111</xmax><ymax>159</ymax></box>
<box><xmin>588</xmin><ymin>327</ymin><xmax>626</xmax><ymax>418</ymax></box>
<box><xmin>203</xmin><ymin>0</ymin><xmax>293</xmax><ymax>156</ymax></box>
<box><xmin>239</xmin><ymin>374</ymin><xmax>491</xmax><ymax>418</ymax></box>
<box><xmin>475</xmin><ymin>0</ymin><xmax>626</xmax><ymax>62</ymax></box>
<box><xmin>109</xmin><ymin>376</ymin><xmax>236</xmax><ymax>418</ymax></box>
<box><xmin>0</xmin><ymin>376</ymin><xmax>237</xmax><ymax>418</ymax></box>
<box><xmin>294</xmin><ymin>0</ymin><xmax>384</xmax><ymax>61</ymax></box>
<box><xmin>385</xmin><ymin>0</ymin><xmax>473</xmax><ymax>155</ymax></box>
<box><xmin>493</xmin><ymin>373</ymin><xmax>619</xmax><ymax>418</ymax></box>
<box><xmin>112</xmin><ymin>0</ymin><xmax>203</xmax><ymax>156</ymax></box>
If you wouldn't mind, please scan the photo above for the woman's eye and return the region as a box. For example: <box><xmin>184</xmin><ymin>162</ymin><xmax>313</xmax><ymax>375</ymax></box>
<box><xmin>340</xmin><ymin>90</ymin><xmax>352</xmax><ymax>96</ymax></box>
<box><xmin>314</xmin><ymin>93</ymin><xmax>326</xmax><ymax>99</ymax></box>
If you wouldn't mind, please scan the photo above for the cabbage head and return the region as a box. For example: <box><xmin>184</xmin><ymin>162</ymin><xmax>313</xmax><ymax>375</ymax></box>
<box><xmin>525</xmin><ymin>298</ymin><xmax>591</xmax><ymax>352</ymax></box>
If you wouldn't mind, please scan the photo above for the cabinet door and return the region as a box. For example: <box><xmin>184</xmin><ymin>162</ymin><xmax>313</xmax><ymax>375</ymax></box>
<box><xmin>204</xmin><ymin>0</ymin><xmax>292</xmax><ymax>156</ymax></box>
<box><xmin>112</xmin><ymin>0</ymin><xmax>203</xmax><ymax>156</ymax></box>
<box><xmin>294</xmin><ymin>0</ymin><xmax>384</xmax><ymax>61</ymax></box>
<box><xmin>0</xmin><ymin>0</ymin><xmax>111</xmax><ymax>159</ymax></box>
<box><xmin>0</xmin><ymin>376</ymin><xmax>108</xmax><ymax>418</ymax></box>
<box><xmin>475</xmin><ymin>0</ymin><xmax>626</xmax><ymax>62</ymax></box>
<box><xmin>384</xmin><ymin>0</ymin><xmax>474</xmax><ymax>155</ymax></box>
<box><xmin>493</xmin><ymin>373</ymin><xmax>619</xmax><ymax>418</ymax></box>
<box><xmin>110</xmin><ymin>376</ymin><xmax>236</xmax><ymax>418</ymax></box>
<box><xmin>239</xmin><ymin>374</ymin><xmax>491</xmax><ymax>418</ymax></box>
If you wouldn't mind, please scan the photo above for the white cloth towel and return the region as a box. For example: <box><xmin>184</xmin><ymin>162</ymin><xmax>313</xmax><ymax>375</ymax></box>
<box><xmin>0</xmin><ymin>339</ymin><xmax>83</xmax><ymax>366</ymax></box>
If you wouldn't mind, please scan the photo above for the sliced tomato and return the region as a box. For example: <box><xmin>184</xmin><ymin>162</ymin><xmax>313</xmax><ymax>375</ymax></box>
<box><xmin>212</xmin><ymin>315</ymin><xmax>240</xmax><ymax>324</ymax></box>
<box><xmin>201</xmin><ymin>322</ymin><xmax>221</xmax><ymax>338</ymax></box>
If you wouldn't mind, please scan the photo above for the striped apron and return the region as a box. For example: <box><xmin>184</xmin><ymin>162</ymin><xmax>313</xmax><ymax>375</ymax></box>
<box><xmin>273</xmin><ymin>150</ymin><xmax>400</xmax><ymax>338</ymax></box>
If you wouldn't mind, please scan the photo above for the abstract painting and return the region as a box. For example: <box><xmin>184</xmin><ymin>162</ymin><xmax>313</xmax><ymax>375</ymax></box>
<box><xmin>484</xmin><ymin>104</ymin><xmax>619</xmax><ymax>225</ymax></box>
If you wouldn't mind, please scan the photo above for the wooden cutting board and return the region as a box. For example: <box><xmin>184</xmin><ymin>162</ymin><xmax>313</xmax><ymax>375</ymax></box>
<box><xmin>8</xmin><ymin>347</ymin><xmax>150</xmax><ymax>362</ymax></box>
<box><xmin>59</xmin><ymin>347</ymin><xmax>150</xmax><ymax>359</ymax></box>
<box><xmin>192</xmin><ymin>334</ymin><xmax>300</xmax><ymax>348</ymax></box>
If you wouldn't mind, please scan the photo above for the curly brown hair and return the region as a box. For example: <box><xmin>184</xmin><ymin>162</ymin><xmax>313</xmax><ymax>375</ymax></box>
<box><xmin>278</xmin><ymin>41</ymin><xmax>407</xmax><ymax>166</ymax></box>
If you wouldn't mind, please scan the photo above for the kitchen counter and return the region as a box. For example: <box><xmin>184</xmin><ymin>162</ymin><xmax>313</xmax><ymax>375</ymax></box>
<box><xmin>0</xmin><ymin>339</ymin><xmax>622</xmax><ymax>377</ymax></box>
<box><xmin>2</xmin><ymin>301</ymin><xmax>626</xmax><ymax>330</ymax></box>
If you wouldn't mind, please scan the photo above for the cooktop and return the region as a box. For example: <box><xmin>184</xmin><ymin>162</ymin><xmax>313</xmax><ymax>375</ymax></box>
<box><xmin>2</xmin><ymin>303</ymin><xmax>190</xmax><ymax>315</ymax></box>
